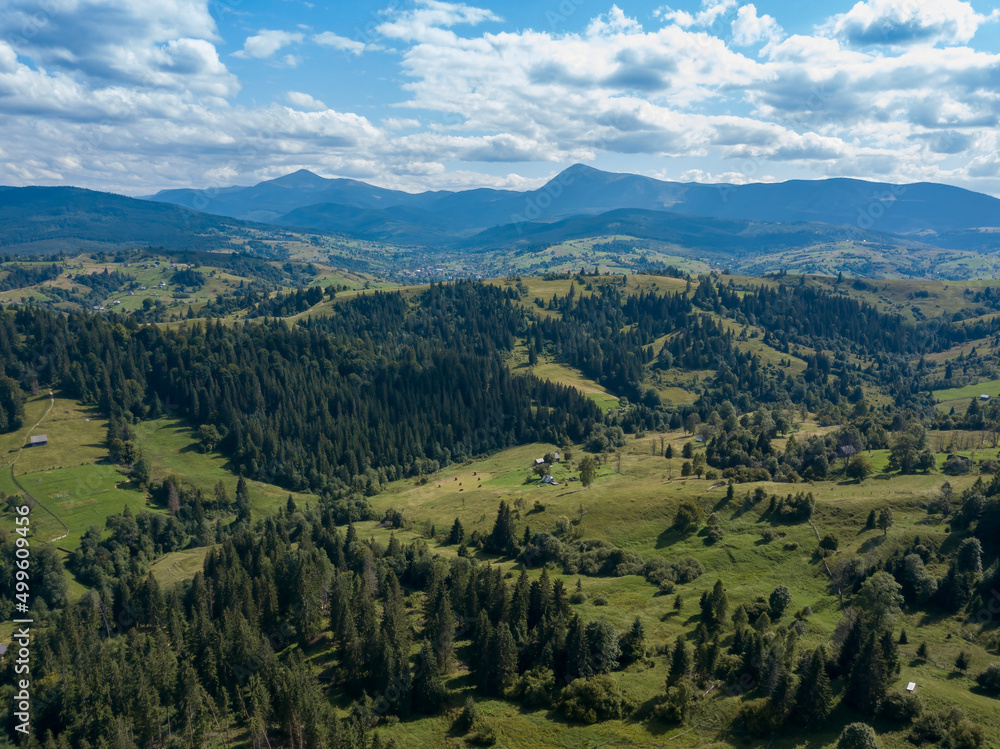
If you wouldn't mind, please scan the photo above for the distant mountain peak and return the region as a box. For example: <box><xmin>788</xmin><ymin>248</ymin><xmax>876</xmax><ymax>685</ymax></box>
<box><xmin>269</xmin><ymin>169</ymin><xmax>328</xmax><ymax>187</ymax></box>
<box><xmin>555</xmin><ymin>163</ymin><xmax>606</xmax><ymax>180</ymax></box>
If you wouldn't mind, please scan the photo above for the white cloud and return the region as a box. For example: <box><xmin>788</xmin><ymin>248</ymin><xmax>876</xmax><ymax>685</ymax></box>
<box><xmin>285</xmin><ymin>91</ymin><xmax>327</xmax><ymax>111</ymax></box>
<box><xmin>234</xmin><ymin>30</ymin><xmax>304</xmax><ymax>59</ymax></box>
<box><xmin>312</xmin><ymin>31</ymin><xmax>367</xmax><ymax>55</ymax></box>
<box><xmin>821</xmin><ymin>0</ymin><xmax>998</xmax><ymax>47</ymax></box>
<box><xmin>7</xmin><ymin>0</ymin><xmax>1000</xmax><ymax>197</ymax></box>
<box><xmin>732</xmin><ymin>4</ymin><xmax>783</xmax><ymax>46</ymax></box>
<box><xmin>586</xmin><ymin>5</ymin><xmax>643</xmax><ymax>36</ymax></box>
<box><xmin>0</xmin><ymin>0</ymin><xmax>236</xmax><ymax>95</ymax></box>
<box><xmin>656</xmin><ymin>0</ymin><xmax>737</xmax><ymax>29</ymax></box>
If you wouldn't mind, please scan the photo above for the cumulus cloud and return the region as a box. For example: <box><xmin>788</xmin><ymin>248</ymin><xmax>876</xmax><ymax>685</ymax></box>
<box><xmin>234</xmin><ymin>30</ymin><xmax>304</xmax><ymax>59</ymax></box>
<box><xmin>285</xmin><ymin>91</ymin><xmax>327</xmax><ymax>111</ymax></box>
<box><xmin>732</xmin><ymin>4</ymin><xmax>783</xmax><ymax>46</ymax></box>
<box><xmin>0</xmin><ymin>0</ymin><xmax>236</xmax><ymax>95</ymax></box>
<box><xmin>656</xmin><ymin>0</ymin><xmax>737</xmax><ymax>29</ymax></box>
<box><xmin>377</xmin><ymin>0</ymin><xmax>501</xmax><ymax>43</ymax></box>
<box><xmin>7</xmin><ymin>0</ymin><xmax>1000</xmax><ymax>196</ymax></box>
<box><xmin>822</xmin><ymin>0</ymin><xmax>998</xmax><ymax>47</ymax></box>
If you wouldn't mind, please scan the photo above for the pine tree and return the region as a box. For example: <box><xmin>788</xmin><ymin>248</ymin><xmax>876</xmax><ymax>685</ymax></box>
<box><xmin>847</xmin><ymin>632</ymin><xmax>888</xmax><ymax>714</ymax></box>
<box><xmin>412</xmin><ymin>642</ymin><xmax>447</xmax><ymax>713</ymax></box>
<box><xmin>566</xmin><ymin>615</ymin><xmax>592</xmax><ymax>680</ymax></box>
<box><xmin>492</xmin><ymin>621</ymin><xmax>518</xmax><ymax>695</ymax></box>
<box><xmin>955</xmin><ymin>650</ymin><xmax>970</xmax><ymax>672</ymax></box>
<box><xmin>432</xmin><ymin>591</ymin><xmax>456</xmax><ymax>674</ymax></box>
<box><xmin>838</xmin><ymin>615</ymin><xmax>865</xmax><ymax>674</ymax></box>
<box><xmin>486</xmin><ymin>501</ymin><xmax>517</xmax><ymax>555</ymax></box>
<box><xmin>668</xmin><ymin>635</ymin><xmax>691</xmax><ymax>686</ymax></box>
<box><xmin>235</xmin><ymin>476</ymin><xmax>251</xmax><ymax>523</ymax></box>
<box><xmin>879</xmin><ymin>629</ymin><xmax>899</xmax><ymax>678</ymax></box>
<box><xmin>528</xmin><ymin>568</ymin><xmax>551</xmax><ymax>630</ymax></box>
<box><xmin>448</xmin><ymin>517</ymin><xmax>465</xmax><ymax>545</ymax></box>
<box><xmin>621</xmin><ymin>616</ymin><xmax>646</xmax><ymax>664</ymax></box>
<box><xmin>214</xmin><ymin>479</ymin><xmax>230</xmax><ymax>509</ymax></box>
<box><xmin>794</xmin><ymin>646</ymin><xmax>833</xmax><ymax>728</ymax></box>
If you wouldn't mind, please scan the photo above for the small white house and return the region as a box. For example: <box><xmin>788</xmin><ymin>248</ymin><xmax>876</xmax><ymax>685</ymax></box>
<box><xmin>981</xmin><ymin>394</ymin><xmax>990</xmax><ymax>401</ymax></box>
<box><xmin>906</xmin><ymin>682</ymin><xmax>917</xmax><ymax>692</ymax></box>
<box><xmin>534</xmin><ymin>458</ymin><xmax>545</xmax><ymax>466</ymax></box>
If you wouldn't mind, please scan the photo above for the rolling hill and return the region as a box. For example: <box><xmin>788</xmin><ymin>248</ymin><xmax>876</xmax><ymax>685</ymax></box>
<box><xmin>0</xmin><ymin>186</ymin><xmax>318</xmax><ymax>255</ymax></box>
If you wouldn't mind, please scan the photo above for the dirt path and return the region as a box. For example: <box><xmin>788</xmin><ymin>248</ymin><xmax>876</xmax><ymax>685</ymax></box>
<box><xmin>809</xmin><ymin>518</ymin><xmax>844</xmax><ymax>609</ymax></box>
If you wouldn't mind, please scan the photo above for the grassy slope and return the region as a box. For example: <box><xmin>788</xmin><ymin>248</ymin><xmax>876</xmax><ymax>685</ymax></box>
<box><xmin>134</xmin><ymin>417</ymin><xmax>316</xmax><ymax>517</ymax></box>
<box><xmin>358</xmin><ymin>430</ymin><xmax>1000</xmax><ymax>749</ymax></box>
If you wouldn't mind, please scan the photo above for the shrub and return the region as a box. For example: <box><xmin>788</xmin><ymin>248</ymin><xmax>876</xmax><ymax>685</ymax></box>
<box><xmin>975</xmin><ymin>663</ymin><xmax>1000</xmax><ymax>692</ymax></box>
<box><xmin>559</xmin><ymin>675</ymin><xmax>634</xmax><ymax>724</ymax></box>
<box><xmin>468</xmin><ymin>722</ymin><xmax>497</xmax><ymax>746</ymax></box>
<box><xmin>643</xmin><ymin>556</ymin><xmax>704</xmax><ymax>586</ymax></box>
<box><xmin>674</xmin><ymin>501</ymin><xmax>702</xmax><ymax>532</ymax></box>
<box><xmin>739</xmin><ymin>697</ymin><xmax>782</xmax><ymax>736</ymax></box>
<box><xmin>838</xmin><ymin>722</ymin><xmax>880</xmax><ymax>749</ymax></box>
<box><xmin>880</xmin><ymin>691</ymin><xmax>922</xmax><ymax>723</ymax></box>
<box><xmin>593</xmin><ymin>594</ymin><xmax>608</xmax><ymax>606</ymax></box>
<box><xmin>512</xmin><ymin>668</ymin><xmax>554</xmax><ymax>708</ymax></box>
<box><xmin>655</xmin><ymin>678</ymin><xmax>696</xmax><ymax>725</ymax></box>
<box><xmin>911</xmin><ymin>708</ymin><xmax>985</xmax><ymax>748</ymax></box>
<box><xmin>769</xmin><ymin>585</ymin><xmax>792</xmax><ymax>619</ymax></box>
<box><xmin>455</xmin><ymin>696</ymin><xmax>481</xmax><ymax>734</ymax></box>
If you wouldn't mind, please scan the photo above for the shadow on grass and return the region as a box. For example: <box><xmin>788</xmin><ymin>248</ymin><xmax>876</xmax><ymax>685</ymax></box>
<box><xmin>859</xmin><ymin>535</ymin><xmax>886</xmax><ymax>554</ymax></box>
<box><xmin>969</xmin><ymin>685</ymin><xmax>1000</xmax><ymax>700</ymax></box>
<box><xmin>713</xmin><ymin>495</ymin><xmax>731</xmax><ymax>512</ymax></box>
<box><xmin>655</xmin><ymin>527</ymin><xmax>689</xmax><ymax>549</ymax></box>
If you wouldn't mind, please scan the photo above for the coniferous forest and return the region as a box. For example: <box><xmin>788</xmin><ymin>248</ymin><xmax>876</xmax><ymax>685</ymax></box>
<box><xmin>0</xmin><ymin>271</ymin><xmax>999</xmax><ymax>749</ymax></box>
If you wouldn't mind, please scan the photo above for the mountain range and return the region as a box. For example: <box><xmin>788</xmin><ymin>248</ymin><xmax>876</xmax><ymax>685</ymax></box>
<box><xmin>147</xmin><ymin>164</ymin><xmax>1000</xmax><ymax>252</ymax></box>
<box><xmin>5</xmin><ymin>166</ymin><xmax>1000</xmax><ymax>270</ymax></box>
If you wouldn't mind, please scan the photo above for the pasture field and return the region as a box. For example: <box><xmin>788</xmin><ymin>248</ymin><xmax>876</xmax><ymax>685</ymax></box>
<box><xmin>355</xmin><ymin>429</ymin><xmax>1000</xmax><ymax>749</ymax></box>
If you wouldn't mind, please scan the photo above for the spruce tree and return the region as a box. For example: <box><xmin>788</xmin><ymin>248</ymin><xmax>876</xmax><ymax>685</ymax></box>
<box><xmin>413</xmin><ymin>642</ymin><xmax>447</xmax><ymax>713</ymax></box>
<box><xmin>668</xmin><ymin>635</ymin><xmax>691</xmax><ymax>686</ymax></box>
<box><xmin>847</xmin><ymin>632</ymin><xmax>888</xmax><ymax>714</ymax></box>
<box><xmin>794</xmin><ymin>646</ymin><xmax>833</xmax><ymax>728</ymax></box>
<box><xmin>235</xmin><ymin>476</ymin><xmax>251</xmax><ymax>523</ymax></box>
<box><xmin>448</xmin><ymin>517</ymin><xmax>465</xmax><ymax>545</ymax></box>
<box><xmin>621</xmin><ymin>616</ymin><xmax>647</xmax><ymax>664</ymax></box>
<box><xmin>486</xmin><ymin>501</ymin><xmax>517</xmax><ymax>555</ymax></box>
<box><xmin>492</xmin><ymin>622</ymin><xmax>518</xmax><ymax>695</ymax></box>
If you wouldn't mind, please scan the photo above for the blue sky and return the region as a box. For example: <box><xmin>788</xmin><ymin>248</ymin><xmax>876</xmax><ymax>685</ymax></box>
<box><xmin>3</xmin><ymin>0</ymin><xmax>1000</xmax><ymax>195</ymax></box>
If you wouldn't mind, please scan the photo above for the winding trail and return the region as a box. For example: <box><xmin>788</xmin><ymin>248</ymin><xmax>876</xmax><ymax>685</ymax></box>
<box><xmin>809</xmin><ymin>518</ymin><xmax>844</xmax><ymax>609</ymax></box>
<box><xmin>6</xmin><ymin>390</ymin><xmax>68</xmax><ymax>542</ymax></box>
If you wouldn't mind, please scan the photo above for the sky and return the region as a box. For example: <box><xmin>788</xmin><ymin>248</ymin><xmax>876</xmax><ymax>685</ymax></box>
<box><xmin>3</xmin><ymin>0</ymin><xmax>1000</xmax><ymax>196</ymax></box>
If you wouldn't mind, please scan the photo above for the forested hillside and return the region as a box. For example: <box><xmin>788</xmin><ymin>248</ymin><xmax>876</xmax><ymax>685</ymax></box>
<box><xmin>0</xmin><ymin>272</ymin><xmax>998</xmax><ymax>748</ymax></box>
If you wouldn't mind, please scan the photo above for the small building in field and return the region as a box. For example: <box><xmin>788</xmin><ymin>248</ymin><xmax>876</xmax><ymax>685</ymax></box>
<box><xmin>906</xmin><ymin>682</ymin><xmax>917</xmax><ymax>692</ymax></box>
<box><xmin>981</xmin><ymin>394</ymin><xmax>990</xmax><ymax>401</ymax></box>
<box><xmin>541</xmin><ymin>475</ymin><xmax>558</xmax><ymax>485</ymax></box>
<box><xmin>534</xmin><ymin>458</ymin><xmax>546</xmax><ymax>466</ymax></box>
<box><xmin>28</xmin><ymin>435</ymin><xmax>47</xmax><ymax>447</ymax></box>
